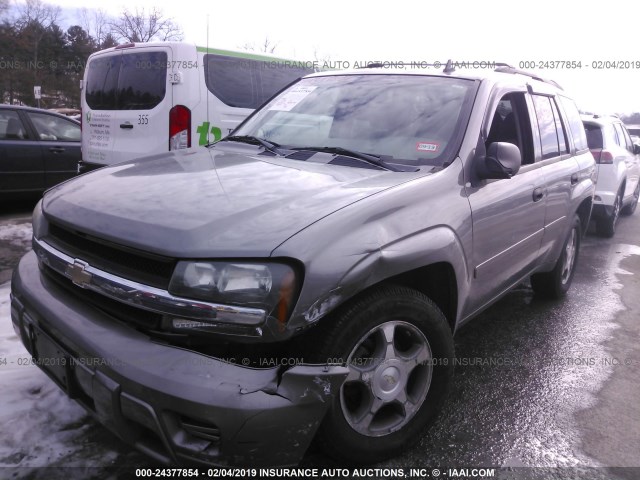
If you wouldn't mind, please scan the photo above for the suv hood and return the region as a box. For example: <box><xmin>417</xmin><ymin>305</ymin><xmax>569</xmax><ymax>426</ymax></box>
<box><xmin>42</xmin><ymin>148</ymin><xmax>418</xmax><ymax>257</ymax></box>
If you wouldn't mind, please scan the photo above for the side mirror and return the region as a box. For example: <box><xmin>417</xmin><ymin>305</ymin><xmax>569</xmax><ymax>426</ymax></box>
<box><xmin>477</xmin><ymin>142</ymin><xmax>522</xmax><ymax>179</ymax></box>
<box><xmin>633</xmin><ymin>143</ymin><xmax>640</xmax><ymax>155</ymax></box>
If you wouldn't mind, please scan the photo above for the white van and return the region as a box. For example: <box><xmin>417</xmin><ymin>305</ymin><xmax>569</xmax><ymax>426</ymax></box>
<box><xmin>79</xmin><ymin>42</ymin><xmax>315</xmax><ymax>171</ymax></box>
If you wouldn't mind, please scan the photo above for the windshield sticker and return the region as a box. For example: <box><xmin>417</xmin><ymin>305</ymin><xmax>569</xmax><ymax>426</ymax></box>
<box><xmin>268</xmin><ymin>86</ymin><xmax>317</xmax><ymax>111</ymax></box>
<box><xmin>416</xmin><ymin>141</ymin><xmax>440</xmax><ymax>153</ymax></box>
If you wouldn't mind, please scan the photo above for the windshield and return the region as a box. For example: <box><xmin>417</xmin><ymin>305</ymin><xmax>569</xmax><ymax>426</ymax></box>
<box><xmin>234</xmin><ymin>74</ymin><xmax>476</xmax><ymax>166</ymax></box>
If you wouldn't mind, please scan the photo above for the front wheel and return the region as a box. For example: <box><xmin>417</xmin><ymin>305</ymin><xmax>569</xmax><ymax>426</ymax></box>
<box><xmin>310</xmin><ymin>285</ymin><xmax>454</xmax><ymax>464</ymax></box>
<box><xmin>531</xmin><ymin>214</ymin><xmax>581</xmax><ymax>299</ymax></box>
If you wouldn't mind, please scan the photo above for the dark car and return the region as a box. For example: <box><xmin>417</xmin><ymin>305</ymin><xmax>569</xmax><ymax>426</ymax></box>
<box><xmin>0</xmin><ymin>105</ymin><xmax>80</xmax><ymax>195</ymax></box>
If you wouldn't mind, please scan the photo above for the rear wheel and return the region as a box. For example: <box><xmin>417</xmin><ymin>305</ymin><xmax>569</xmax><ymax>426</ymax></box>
<box><xmin>596</xmin><ymin>190</ymin><xmax>622</xmax><ymax>237</ymax></box>
<box><xmin>531</xmin><ymin>215</ymin><xmax>581</xmax><ymax>299</ymax></box>
<box><xmin>621</xmin><ymin>182</ymin><xmax>639</xmax><ymax>216</ymax></box>
<box><xmin>311</xmin><ymin>285</ymin><xmax>454</xmax><ymax>464</ymax></box>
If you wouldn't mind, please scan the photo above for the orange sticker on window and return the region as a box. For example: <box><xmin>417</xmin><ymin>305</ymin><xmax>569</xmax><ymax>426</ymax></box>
<box><xmin>416</xmin><ymin>142</ymin><xmax>440</xmax><ymax>153</ymax></box>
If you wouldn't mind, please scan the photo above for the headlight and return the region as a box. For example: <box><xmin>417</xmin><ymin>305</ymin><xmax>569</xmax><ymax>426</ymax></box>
<box><xmin>168</xmin><ymin>260</ymin><xmax>299</xmax><ymax>326</ymax></box>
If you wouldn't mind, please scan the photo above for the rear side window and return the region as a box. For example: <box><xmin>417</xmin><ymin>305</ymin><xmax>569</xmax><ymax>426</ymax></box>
<box><xmin>28</xmin><ymin>112</ymin><xmax>81</xmax><ymax>142</ymax></box>
<box><xmin>558</xmin><ymin>96</ymin><xmax>588</xmax><ymax>151</ymax></box>
<box><xmin>0</xmin><ymin>110</ymin><xmax>27</xmax><ymax>140</ymax></box>
<box><xmin>204</xmin><ymin>54</ymin><xmax>314</xmax><ymax>109</ymax></box>
<box><xmin>85</xmin><ymin>51</ymin><xmax>167</xmax><ymax>110</ymax></box>
<box><xmin>614</xmin><ymin>123</ymin><xmax>633</xmax><ymax>152</ymax></box>
<box><xmin>583</xmin><ymin>123</ymin><xmax>603</xmax><ymax>149</ymax></box>
<box><xmin>532</xmin><ymin>95</ymin><xmax>569</xmax><ymax>160</ymax></box>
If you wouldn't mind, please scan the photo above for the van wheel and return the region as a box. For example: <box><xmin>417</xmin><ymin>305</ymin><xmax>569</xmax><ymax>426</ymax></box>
<box><xmin>313</xmin><ymin>285</ymin><xmax>454</xmax><ymax>464</ymax></box>
<box><xmin>596</xmin><ymin>190</ymin><xmax>622</xmax><ymax>237</ymax></box>
<box><xmin>531</xmin><ymin>215</ymin><xmax>581</xmax><ymax>299</ymax></box>
<box><xmin>621</xmin><ymin>183</ymin><xmax>639</xmax><ymax>216</ymax></box>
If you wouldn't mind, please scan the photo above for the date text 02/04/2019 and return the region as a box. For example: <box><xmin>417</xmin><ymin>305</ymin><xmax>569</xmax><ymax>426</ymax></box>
<box><xmin>518</xmin><ymin>60</ymin><xmax>640</xmax><ymax>69</ymax></box>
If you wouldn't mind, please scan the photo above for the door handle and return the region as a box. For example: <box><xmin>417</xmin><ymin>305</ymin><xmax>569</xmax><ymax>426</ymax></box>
<box><xmin>570</xmin><ymin>173</ymin><xmax>579</xmax><ymax>185</ymax></box>
<box><xmin>49</xmin><ymin>147</ymin><xmax>65</xmax><ymax>154</ymax></box>
<box><xmin>533</xmin><ymin>187</ymin><xmax>545</xmax><ymax>202</ymax></box>
<box><xmin>120</xmin><ymin>123</ymin><xmax>133</xmax><ymax>129</ymax></box>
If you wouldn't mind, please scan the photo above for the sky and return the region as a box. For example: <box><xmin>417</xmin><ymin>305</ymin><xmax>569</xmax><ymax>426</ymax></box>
<box><xmin>13</xmin><ymin>0</ymin><xmax>640</xmax><ymax>114</ymax></box>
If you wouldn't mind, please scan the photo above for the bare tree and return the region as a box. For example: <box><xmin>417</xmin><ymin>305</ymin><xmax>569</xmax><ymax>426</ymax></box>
<box><xmin>110</xmin><ymin>7</ymin><xmax>183</xmax><ymax>43</ymax></box>
<box><xmin>14</xmin><ymin>0</ymin><xmax>61</xmax><ymax>84</ymax></box>
<box><xmin>14</xmin><ymin>0</ymin><xmax>60</xmax><ymax>31</ymax></box>
<box><xmin>313</xmin><ymin>46</ymin><xmax>331</xmax><ymax>66</ymax></box>
<box><xmin>240</xmin><ymin>37</ymin><xmax>278</xmax><ymax>54</ymax></box>
<box><xmin>80</xmin><ymin>7</ymin><xmax>113</xmax><ymax>49</ymax></box>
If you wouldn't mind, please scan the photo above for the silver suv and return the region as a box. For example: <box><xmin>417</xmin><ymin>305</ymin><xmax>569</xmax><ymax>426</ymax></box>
<box><xmin>11</xmin><ymin>64</ymin><xmax>595</xmax><ymax>466</ymax></box>
<box><xmin>582</xmin><ymin>115</ymin><xmax>640</xmax><ymax>236</ymax></box>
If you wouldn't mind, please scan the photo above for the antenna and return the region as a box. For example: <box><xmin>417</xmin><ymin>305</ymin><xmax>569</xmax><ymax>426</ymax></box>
<box><xmin>206</xmin><ymin>14</ymin><xmax>210</xmax><ymax>145</ymax></box>
<box><xmin>443</xmin><ymin>59</ymin><xmax>455</xmax><ymax>74</ymax></box>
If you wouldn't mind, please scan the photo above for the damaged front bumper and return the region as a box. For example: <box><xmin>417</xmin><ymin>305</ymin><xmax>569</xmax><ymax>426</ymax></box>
<box><xmin>10</xmin><ymin>251</ymin><xmax>348</xmax><ymax>466</ymax></box>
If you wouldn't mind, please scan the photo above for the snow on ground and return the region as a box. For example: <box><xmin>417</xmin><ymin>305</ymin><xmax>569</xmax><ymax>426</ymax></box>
<box><xmin>0</xmin><ymin>223</ymin><xmax>33</xmax><ymax>249</ymax></box>
<box><xmin>0</xmin><ymin>282</ymin><xmax>122</xmax><ymax>476</ymax></box>
<box><xmin>0</xmin><ymin>219</ymin><xmax>33</xmax><ymax>285</ymax></box>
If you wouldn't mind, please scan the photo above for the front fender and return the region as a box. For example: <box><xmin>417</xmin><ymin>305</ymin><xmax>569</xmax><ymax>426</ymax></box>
<box><xmin>300</xmin><ymin>225</ymin><xmax>470</xmax><ymax>327</ymax></box>
<box><xmin>272</xmin><ymin>160</ymin><xmax>473</xmax><ymax>334</ymax></box>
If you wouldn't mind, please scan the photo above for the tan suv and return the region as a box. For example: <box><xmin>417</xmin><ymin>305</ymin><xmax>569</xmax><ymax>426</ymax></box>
<box><xmin>11</xmin><ymin>63</ymin><xmax>595</xmax><ymax>466</ymax></box>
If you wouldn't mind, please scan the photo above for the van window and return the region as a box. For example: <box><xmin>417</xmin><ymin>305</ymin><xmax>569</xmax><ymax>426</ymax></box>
<box><xmin>85</xmin><ymin>51</ymin><xmax>167</xmax><ymax>110</ymax></box>
<box><xmin>204</xmin><ymin>54</ymin><xmax>312</xmax><ymax>109</ymax></box>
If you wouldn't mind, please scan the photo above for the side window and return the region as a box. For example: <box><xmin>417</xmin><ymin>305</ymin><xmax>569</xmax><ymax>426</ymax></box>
<box><xmin>583</xmin><ymin>123</ymin><xmax>603</xmax><ymax>149</ymax></box>
<box><xmin>255</xmin><ymin>64</ymin><xmax>312</xmax><ymax>106</ymax></box>
<box><xmin>0</xmin><ymin>110</ymin><xmax>28</xmax><ymax>140</ymax></box>
<box><xmin>611</xmin><ymin>123</ymin><xmax>622</xmax><ymax>147</ymax></box>
<box><xmin>604</xmin><ymin>124</ymin><xmax>618</xmax><ymax>149</ymax></box>
<box><xmin>28</xmin><ymin>112</ymin><xmax>81</xmax><ymax>142</ymax></box>
<box><xmin>486</xmin><ymin>92</ymin><xmax>535</xmax><ymax>165</ymax></box>
<box><xmin>204</xmin><ymin>54</ymin><xmax>314</xmax><ymax>109</ymax></box>
<box><xmin>532</xmin><ymin>95</ymin><xmax>567</xmax><ymax>160</ymax></box>
<box><xmin>620</xmin><ymin>125</ymin><xmax>635</xmax><ymax>152</ymax></box>
<box><xmin>550</xmin><ymin>99</ymin><xmax>569</xmax><ymax>154</ymax></box>
<box><xmin>204</xmin><ymin>54</ymin><xmax>257</xmax><ymax>108</ymax></box>
<box><xmin>557</xmin><ymin>96</ymin><xmax>588</xmax><ymax>151</ymax></box>
<box><xmin>614</xmin><ymin>123</ymin><xmax>632</xmax><ymax>152</ymax></box>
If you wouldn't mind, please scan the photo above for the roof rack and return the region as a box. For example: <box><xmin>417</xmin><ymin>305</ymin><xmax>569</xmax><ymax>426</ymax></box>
<box><xmin>358</xmin><ymin>60</ymin><xmax>459</xmax><ymax>73</ymax></box>
<box><xmin>357</xmin><ymin>61</ymin><xmax>561</xmax><ymax>89</ymax></box>
<box><xmin>588</xmin><ymin>113</ymin><xmax>620</xmax><ymax>119</ymax></box>
<box><xmin>493</xmin><ymin>64</ymin><xmax>563</xmax><ymax>90</ymax></box>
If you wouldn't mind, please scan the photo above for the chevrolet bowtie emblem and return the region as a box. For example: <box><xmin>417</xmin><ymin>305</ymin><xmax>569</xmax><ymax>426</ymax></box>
<box><xmin>65</xmin><ymin>260</ymin><xmax>92</xmax><ymax>288</ymax></box>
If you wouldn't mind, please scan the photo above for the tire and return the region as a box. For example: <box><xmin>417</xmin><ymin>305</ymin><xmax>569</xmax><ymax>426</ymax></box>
<box><xmin>531</xmin><ymin>215</ymin><xmax>581</xmax><ymax>299</ymax></box>
<box><xmin>595</xmin><ymin>190</ymin><xmax>622</xmax><ymax>237</ymax></box>
<box><xmin>309</xmin><ymin>285</ymin><xmax>454</xmax><ymax>464</ymax></box>
<box><xmin>621</xmin><ymin>182</ymin><xmax>639</xmax><ymax>216</ymax></box>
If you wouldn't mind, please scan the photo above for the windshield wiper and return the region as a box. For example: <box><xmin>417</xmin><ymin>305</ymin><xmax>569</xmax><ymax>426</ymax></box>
<box><xmin>220</xmin><ymin>135</ymin><xmax>284</xmax><ymax>156</ymax></box>
<box><xmin>290</xmin><ymin>146</ymin><xmax>410</xmax><ymax>172</ymax></box>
